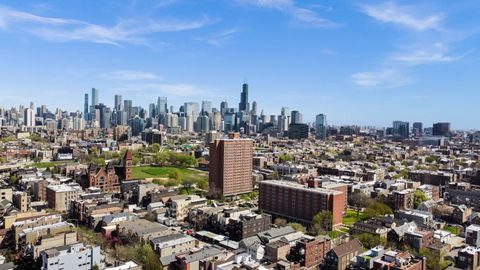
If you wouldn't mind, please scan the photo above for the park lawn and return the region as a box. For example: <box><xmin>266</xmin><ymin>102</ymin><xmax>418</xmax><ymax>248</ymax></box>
<box><xmin>342</xmin><ymin>209</ymin><xmax>367</xmax><ymax>226</ymax></box>
<box><xmin>31</xmin><ymin>160</ymin><xmax>77</xmax><ymax>168</ymax></box>
<box><xmin>133</xmin><ymin>166</ymin><xmax>207</xmax><ymax>181</ymax></box>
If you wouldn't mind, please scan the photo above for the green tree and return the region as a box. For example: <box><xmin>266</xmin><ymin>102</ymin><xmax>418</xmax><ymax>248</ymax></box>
<box><xmin>312</xmin><ymin>210</ymin><xmax>333</xmax><ymax>234</ymax></box>
<box><xmin>136</xmin><ymin>243</ymin><xmax>162</xmax><ymax>270</ymax></box>
<box><xmin>425</xmin><ymin>156</ymin><xmax>436</xmax><ymax>163</ymax></box>
<box><xmin>365</xmin><ymin>201</ymin><xmax>393</xmax><ymax>219</ymax></box>
<box><xmin>289</xmin><ymin>223</ymin><xmax>307</xmax><ymax>233</ymax></box>
<box><xmin>414</xmin><ymin>190</ymin><xmax>428</xmax><ymax>208</ymax></box>
<box><xmin>420</xmin><ymin>248</ymin><xmax>450</xmax><ymax>270</ymax></box>
<box><xmin>355</xmin><ymin>233</ymin><xmax>386</xmax><ymax>249</ymax></box>
<box><xmin>279</xmin><ymin>153</ymin><xmax>292</xmax><ymax>163</ymax></box>
<box><xmin>348</xmin><ymin>191</ymin><xmax>372</xmax><ymax>216</ymax></box>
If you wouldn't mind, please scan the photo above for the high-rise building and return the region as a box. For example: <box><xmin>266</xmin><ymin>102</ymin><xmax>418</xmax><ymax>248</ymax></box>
<box><xmin>114</xmin><ymin>95</ymin><xmax>123</xmax><ymax>111</ymax></box>
<box><xmin>91</xmin><ymin>88</ymin><xmax>99</xmax><ymax>107</ymax></box>
<box><xmin>412</xmin><ymin>122</ymin><xmax>423</xmax><ymax>136</ymax></box>
<box><xmin>124</xmin><ymin>100</ymin><xmax>133</xmax><ymax>119</ymax></box>
<box><xmin>97</xmin><ymin>103</ymin><xmax>111</xmax><ymax>129</ymax></box>
<box><xmin>184</xmin><ymin>102</ymin><xmax>200</xmax><ymax>119</ymax></box>
<box><xmin>157</xmin><ymin>97</ymin><xmax>168</xmax><ymax>115</ymax></box>
<box><xmin>251</xmin><ymin>101</ymin><xmax>257</xmax><ymax>115</ymax></box>
<box><xmin>291</xmin><ymin>110</ymin><xmax>303</xmax><ymax>124</ymax></box>
<box><xmin>198</xmin><ymin>115</ymin><xmax>210</xmax><ymax>133</ymax></box>
<box><xmin>209</xmin><ymin>133</ymin><xmax>253</xmax><ymax>198</ymax></box>
<box><xmin>288</xmin><ymin>123</ymin><xmax>309</xmax><ymax>139</ymax></box>
<box><xmin>23</xmin><ymin>107</ymin><xmax>35</xmax><ymax>127</ymax></box>
<box><xmin>239</xmin><ymin>82</ymin><xmax>249</xmax><ymax>112</ymax></box>
<box><xmin>315</xmin><ymin>114</ymin><xmax>327</xmax><ymax>140</ymax></box>
<box><xmin>432</xmin><ymin>122</ymin><xmax>451</xmax><ymax>136</ymax></box>
<box><xmin>393</xmin><ymin>121</ymin><xmax>410</xmax><ymax>140</ymax></box>
<box><xmin>201</xmin><ymin>101</ymin><xmax>213</xmax><ymax>116</ymax></box>
<box><xmin>84</xmin><ymin>94</ymin><xmax>89</xmax><ymax>120</ymax></box>
<box><xmin>220</xmin><ymin>101</ymin><xmax>229</xmax><ymax>115</ymax></box>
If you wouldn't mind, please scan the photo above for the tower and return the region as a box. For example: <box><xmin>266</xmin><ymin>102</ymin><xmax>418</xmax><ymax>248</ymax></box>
<box><xmin>239</xmin><ymin>82</ymin><xmax>249</xmax><ymax>113</ymax></box>
<box><xmin>84</xmin><ymin>93</ymin><xmax>89</xmax><ymax>120</ymax></box>
<box><xmin>316</xmin><ymin>114</ymin><xmax>327</xmax><ymax>140</ymax></box>
<box><xmin>122</xmin><ymin>150</ymin><xmax>133</xmax><ymax>181</ymax></box>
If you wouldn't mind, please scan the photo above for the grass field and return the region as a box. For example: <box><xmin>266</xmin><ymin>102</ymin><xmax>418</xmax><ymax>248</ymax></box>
<box><xmin>132</xmin><ymin>166</ymin><xmax>207</xmax><ymax>182</ymax></box>
<box><xmin>31</xmin><ymin>161</ymin><xmax>77</xmax><ymax>168</ymax></box>
<box><xmin>342</xmin><ymin>209</ymin><xmax>367</xmax><ymax>226</ymax></box>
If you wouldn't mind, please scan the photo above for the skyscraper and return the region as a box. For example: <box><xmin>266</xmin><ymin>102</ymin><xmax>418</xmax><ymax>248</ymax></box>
<box><xmin>184</xmin><ymin>102</ymin><xmax>200</xmax><ymax>119</ymax></box>
<box><xmin>432</xmin><ymin>122</ymin><xmax>451</xmax><ymax>136</ymax></box>
<box><xmin>220</xmin><ymin>101</ymin><xmax>229</xmax><ymax>116</ymax></box>
<box><xmin>291</xmin><ymin>110</ymin><xmax>303</xmax><ymax>124</ymax></box>
<box><xmin>84</xmin><ymin>93</ymin><xmax>89</xmax><ymax>120</ymax></box>
<box><xmin>251</xmin><ymin>101</ymin><xmax>257</xmax><ymax>115</ymax></box>
<box><xmin>114</xmin><ymin>95</ymin><xmax>123</xmax><ymax>111</ymax></box>
<box><xmin>124</xmin><ymin>100</ymin><xmax>133</xmax><ymax>119</ymax></box>
<box><xmin>392</xmin><ymin>121</ymin><xmax>410</xmax><ymax>140</ymax></box>
<box><xmin>315</xmin><ymin>114</ymin><xmax>327</xmax><ymax>140</ymax></box>
<box><xmin>91</xmin><ymin>88</ymin><xmax>99</xmax><ymax>107</ymax></box>
<box><xmin>209</xmin><ymin>133</ymin><xmax>253</xmax><ymax>198</ymax></box>
<box><xmin>412</xmin><ymin>122</ymin><xmax>423</xmax><ymax>136</ymax></box>
<box><xmin>23</xmin><ymin>107</ymin><xmax>35</xmax><ymax>127</ymax></box>
<box><xmin>239</xmin><ymin>82</ymin><xmax>249</xmax><ymax>112</ymax></box>
<box><xmin>201</xmin><ymin>101</ymin><xmax>212</xmax><ymax>116</ymax></box>
<box><xmin>157</xmin><ymin>97</ymin><xmax>168</xmax><ymax>115</ymax></box>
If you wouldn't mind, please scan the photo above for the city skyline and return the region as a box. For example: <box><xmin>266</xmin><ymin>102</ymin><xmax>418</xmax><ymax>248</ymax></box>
<box><xmin>0</xmin><ymin>1</ymin><xmax>479</xmax><ymax>128</ymax></box>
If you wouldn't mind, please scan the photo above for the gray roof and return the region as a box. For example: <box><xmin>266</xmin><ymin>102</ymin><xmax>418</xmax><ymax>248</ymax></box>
<box><xmin>258</xmin><ymin>226</ymin><xmax>295</xmax><ymax>241</ymax></box>
<box><xmin>151</xmin><ymin>233</ymin><xmax>188</xmax><ymax>245</ymax></box>
<box><xmin>184</xmin><ymin>246</ymin><xmax>224</xmax><ymax>263</ymax></box>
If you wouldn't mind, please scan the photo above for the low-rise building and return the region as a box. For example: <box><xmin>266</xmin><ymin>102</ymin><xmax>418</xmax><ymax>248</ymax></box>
<box><xmin>151</xmin><ymin>233</ymin><xmax>199</xmax><ymax>258</ymax></box>
<box><xmin>325</xmin><ymin>238</ymin><xmax>363</xmax><ymax>270</ymax></box>
<box><xmin>12</xmin><ymin>191</ymin><xmax>30</xmax><ymax>212</ymax></box>
<box><xmin>40</xmin><ymin>243</ymin><xmax>102</xmax><ymax>270</ymax></box>
<box><xmin>46</xmin><ymin>184</ymin><xmax>82</xmax><ymax>212</ymax></box>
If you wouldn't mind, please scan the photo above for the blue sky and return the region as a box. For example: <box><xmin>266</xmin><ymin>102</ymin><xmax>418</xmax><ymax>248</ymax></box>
<box><xmin>0</xmin><ymin>0</ymin><xmax>479</xmax><ymax>129</ymax></box>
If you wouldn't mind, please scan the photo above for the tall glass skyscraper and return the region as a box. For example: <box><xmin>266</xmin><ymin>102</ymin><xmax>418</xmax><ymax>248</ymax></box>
<box><xmin>114</xmin><ymin>95</ymin><xmax>123</xmax><ymax>111</ymax></box>
<box><xmin>157</xmin><ymin>97</ymin><xmax>168</xmax><ymax>115</ymax></box>
<box><xmin>84</xmin><ymin>93</ymin><xmax>89</xmax><ymax>120</ymax></box>
<box><xmin>91</xmin><ymin>88</ymin><xmax>99</xmax><ymax>106</ymax></box>
<box><xmin>315</xmin><ymin>113</ymin><xmax>327</xmax><ymax>140</ymax></box>
<box><xmin>239</xmin><ymin>82</ymin><xmax>249</xmax><ymax>112</ymax></box>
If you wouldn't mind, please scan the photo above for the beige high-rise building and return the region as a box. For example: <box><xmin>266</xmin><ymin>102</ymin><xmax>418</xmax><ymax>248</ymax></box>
<box><xmin>209</xmin><ymin>133</ymin><xmax>253</xmax><ymax>198</ymax></box>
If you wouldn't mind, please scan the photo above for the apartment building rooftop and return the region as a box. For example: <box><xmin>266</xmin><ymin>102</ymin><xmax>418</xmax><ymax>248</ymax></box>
<box><xmin>260</xmin><ymin>180</ymin><xmax>342</xmax><ymax>195</ymax></box>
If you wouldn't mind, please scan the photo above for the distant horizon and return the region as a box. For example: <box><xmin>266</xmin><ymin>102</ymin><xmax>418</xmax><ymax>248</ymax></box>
<box><xmin>1</xmin><ymin>1</ymin><xmax>479</xmax><ymax>129</ymax></box>
<box><xmin>0</xmin><ymin>87</ymin><xmax>470</xmax><ymax>131</ymax></box>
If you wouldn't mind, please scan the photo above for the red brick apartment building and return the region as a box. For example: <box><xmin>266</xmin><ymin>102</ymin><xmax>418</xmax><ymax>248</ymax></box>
<box><xmin>259</xmin><ymin>180</ymin><xmax>346</xmax><ymax>229</ymax></box>
<box><xmin>209</xmin><ymin>133</ymin><xmax>253</xmax><ymax>198</ymax></box>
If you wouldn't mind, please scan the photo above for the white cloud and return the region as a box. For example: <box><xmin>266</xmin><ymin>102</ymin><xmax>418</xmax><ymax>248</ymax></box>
<box><xmin>352</xmin><ymin>68</ymin><xmax>411</xmax><ymax>88</ymax></box>
<box><xmin>391</xmin><ymin>43</ymin><xmax>465</xmax><ymax>65</ymax></box>
<box><xmin>195</xmin><ymin>27</ymin><xmax>241</xmax><ymax>47</ymax></box>
<box><xmin>0</xmin><ymin>5</ymin><xmax>217</xmax><ymax>46</ymax></box>
<box><xmin>101</xmin><ymin>70</ymin><xmax>160</xmax><ymax>80</ymax></box>
<box><xmin>392</xmin><ymin>50</ymin><xmax>462</xmax><ymax>64</ymax></box>
<box><xmin>238</xmin><ymin>0</ymin><xmax>339</xmax><ymax>28</ymax></box>
<box><xmin>360</xmin><ymin>2</ymin><xmax>443</xmax><ymax>31</ymax></box>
